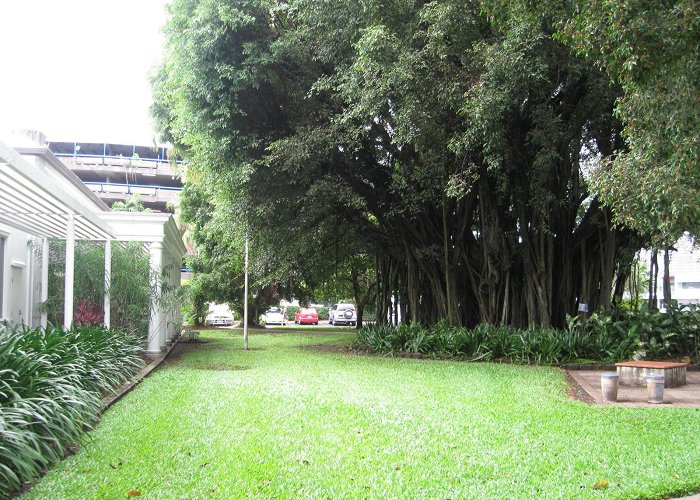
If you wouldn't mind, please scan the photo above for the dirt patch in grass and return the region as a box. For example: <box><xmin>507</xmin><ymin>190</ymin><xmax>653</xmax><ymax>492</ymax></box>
<box><xmin>303</xmin><ymin>344</ymin><xmax>361</xmax><ymax>355</ymax></box>
<box><xmin>199</xmin><ymin>344</ymin><xmax>227</xmax><ymax>350</ymax></box>
<box><xmin>164</xmin><ymin>340</ymin><xmax>214</xmax><ymax>364</ymax></box>
<box><xmin>191</xmin><ymin>364</ymin><xmax>251</xmax><ymax>372</ymax></box>
<box><xmin>165</xmin><ymin>341</ymin><xmax>267</xmax><ymax>366</ymax></box>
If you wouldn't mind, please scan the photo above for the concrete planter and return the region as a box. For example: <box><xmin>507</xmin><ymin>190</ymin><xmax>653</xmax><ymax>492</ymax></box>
<box><xmin>600</xmin><ymin>373</ymin><xmax>619</xmax><ymax>402</ymax></box>
<box><xmin>646</xmin><ymin>375</ymin><xmax>665</xmax><ymax>404</ymax></box>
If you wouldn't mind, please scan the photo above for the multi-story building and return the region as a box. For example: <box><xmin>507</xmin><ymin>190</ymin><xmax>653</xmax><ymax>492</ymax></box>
<box><xmin>661</xmin><ymin>237</ymin><xmax>700</xmax><ymax>308</ymax></box>
<box><xmin>641</xmin><ymin>236</ymin><xmax>700</xmax><ymax>308</ymax></box>
<box><xmin>47</xmin><ymin>141</ymin><xmax>183</xmax><ymax>212</ymax></box>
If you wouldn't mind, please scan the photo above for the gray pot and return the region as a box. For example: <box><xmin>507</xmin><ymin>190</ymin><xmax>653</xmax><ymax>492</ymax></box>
<box><xmin>646</xmin><ymin>375</ymin><xmax>665</xmax><ymax>404</ymax></box>
<box><xmin>600</xmin><ymin>373</ymin><xmax>619</xmax><ymax>402</ymax></box>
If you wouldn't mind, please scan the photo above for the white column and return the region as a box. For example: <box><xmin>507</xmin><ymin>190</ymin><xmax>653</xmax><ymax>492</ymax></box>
<box><xmin>164</xmin><ymin>250</ymin><xmax>174</xmax><ymax>342</ymax></box>
<box><xmin>104</xmin><ymin>238</ymin><xmax>111</xmax><ymax>329</ymax></box>
<box><xmin>175</xmin><ymin>254</ymin><xmax>182</xmax><ymax>337</ymax></box>
<box><xmin>63</xmin><ymin>213</ymin><xmax>75</xmax><ymax>330</ymax></box>
<box><xmin>40</xmin><ymin>237</ymin><xmax>49</xmax><ymax>328</ymax></box>
<box><xmin>168</xmin><ymin>251</ymin><xmax>179</xmax><ymax>341</ymax></box>
<box><xmin>25</xmin><ymin>242</ymin><xmax>33</xmax><ymax>327</ymax></box>
<box><xmin>146</xmin><ymin>241</ymin><xmax>164</xmax><ymax>354</ymax></box>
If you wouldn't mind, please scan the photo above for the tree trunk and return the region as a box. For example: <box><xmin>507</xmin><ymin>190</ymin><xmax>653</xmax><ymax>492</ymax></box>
<box><xmin>648</xmin><ymin>250</ymin><xmax>658</xmax><ymax>310</ymax></box>
<box><xmin>405</xmin><ymin>245</ymin><xmax>420</xmax><ymax>323</ymax></box>
<box><xmin>442</xmin><ymin>195</ymin><xmax>457</xmax><ymax>326</ymax></box>
<box><xmin>663</xmin><ymin>246</ymin><xmax>672</xmax><ymax>310</ymax></box>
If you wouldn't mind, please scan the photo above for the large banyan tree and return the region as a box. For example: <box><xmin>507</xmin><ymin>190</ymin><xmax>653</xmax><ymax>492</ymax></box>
<box><xmin>153</xmin><ymin>0</ymin><xmax>682</xmax><ymax>329</ymax></box>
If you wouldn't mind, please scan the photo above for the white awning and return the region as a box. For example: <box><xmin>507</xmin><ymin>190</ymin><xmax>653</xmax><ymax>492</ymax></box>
<box><xmin>0</xmin><ymin>140</ymin><xmax>114</xmax><ymax>239</ymax></box>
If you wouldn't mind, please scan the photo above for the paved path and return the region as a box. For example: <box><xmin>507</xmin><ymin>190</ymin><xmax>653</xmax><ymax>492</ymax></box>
<box><xmin>568</xmin><ymin>369</ymin><xmax>700</xmax><ymax>408</ymax></box>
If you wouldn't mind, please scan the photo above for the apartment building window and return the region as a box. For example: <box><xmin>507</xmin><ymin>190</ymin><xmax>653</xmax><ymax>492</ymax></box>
<box><xmin>681</xmin><ymin>282</ymin><xmax>700</xmax><ymax>289</ymax></box>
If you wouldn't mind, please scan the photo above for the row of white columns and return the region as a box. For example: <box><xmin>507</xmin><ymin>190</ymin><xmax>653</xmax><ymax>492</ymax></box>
<box><xmin>146</xmin><ymin>241</ymin><xmax>182</xmax><ymax>354</ymax></box>
<box><xmin>43</xmin><ymin>215</ymin><xmax>179</xmax><ymax>356</ymax></box>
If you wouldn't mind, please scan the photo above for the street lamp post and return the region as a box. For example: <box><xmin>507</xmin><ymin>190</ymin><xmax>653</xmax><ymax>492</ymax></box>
<box><xmin>243</xmin><ymin>234</ymin><xmax>249</xmax><ymax>350</ymax></box>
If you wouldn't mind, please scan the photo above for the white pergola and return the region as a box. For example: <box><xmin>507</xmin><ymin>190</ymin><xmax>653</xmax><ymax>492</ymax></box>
<box><xmin>103</xmin><ymin>212</ymin><xmax>187</xmax><ymax>353</ymax></box>
<box><xmin>0</xmin><ymin>137</ymin><xmax>186</xmax><ymax>354</ymax></box>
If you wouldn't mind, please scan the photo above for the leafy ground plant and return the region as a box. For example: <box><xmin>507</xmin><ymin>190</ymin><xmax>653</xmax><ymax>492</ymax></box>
<box><xmin>355</xmin><ymin>309</ymin><xmax>699</xmax><ymax>365</ymax></box>
<box><xmin>23</xmin><ymin>332</ymin><xmax>700</xmax><ymax>499</ymax></box>
<box><xmin>0</xmin><ymin>323</ymin><xmax>143</xmax><ymax>498</ymax></box>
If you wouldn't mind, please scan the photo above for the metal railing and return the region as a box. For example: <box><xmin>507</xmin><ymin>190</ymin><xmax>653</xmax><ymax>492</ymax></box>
<box><xmin>84</xmin><ymin>181</ymin><xmax>182</xmax><ymax>195</ymax></box>
<box><xmin>50</xmin><ymin>142</ymin><xmax>184</xmax><ymax>165</ymax></box>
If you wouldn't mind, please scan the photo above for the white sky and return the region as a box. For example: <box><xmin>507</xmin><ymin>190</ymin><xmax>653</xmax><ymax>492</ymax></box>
<box><xmin>0</xmin><ymin>1</ymin><xmax>169</xmax><ymax>145</ymax></box>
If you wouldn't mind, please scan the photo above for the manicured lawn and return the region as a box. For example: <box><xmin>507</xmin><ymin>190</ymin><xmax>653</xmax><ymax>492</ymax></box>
<box><xmin>24</xmin><ymin>331</ymin><xmax>700</xmax><ymax>498</ymax></box>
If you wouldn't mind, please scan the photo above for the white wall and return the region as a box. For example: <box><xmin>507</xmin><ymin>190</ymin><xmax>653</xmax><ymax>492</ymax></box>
<box><xmin>641</xmin><ymin>236</ymin><xmax>700</xmax><ymax>307</ymax></box>
<box><xmin>0</xmin><ymin>221</ymin><xmax>41</xmax><ymax>326</ymax></box>
<box><xmin>664</xmin><ymin>237</ymin><xmax>700</xmax><ymax>306</ymax></box>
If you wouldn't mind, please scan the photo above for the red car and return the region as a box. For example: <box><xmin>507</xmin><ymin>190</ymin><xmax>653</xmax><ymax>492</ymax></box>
<box><xmin>294</xmin><ymin>307</ymin><xmax>319</xmax><ymax>325</ymax></box>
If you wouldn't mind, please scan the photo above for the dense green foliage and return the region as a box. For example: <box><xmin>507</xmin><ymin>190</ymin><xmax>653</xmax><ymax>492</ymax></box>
<box><xmin>557</xmin><ymin>0</ymin><xmax>700</xmax><ymax>245</ymax></box>
<box><xmin>354</xmin><ymin>307</ymin><xmax>700</xmax><ymax>364</ymax></box>
<box><xmin>0</xmin><ymin>323</ymin><xmax>143</xmax><ymax>498</ymax></box>
<box><xmin>178</xmin><ymin>180</ymin><xmax>376</xmax><ymax>325</ymax></box>
<box><xmin>149</xmin><ymin>0</ymin><xmax>699</xmax><ymax>328</ymax></box>
<box><xmin>110</xmin><ymin>194</ymin><xmax>153</xmax><ymax>213</ymax></box>
<box><xmin>44</xmin><ymin>240</ymin><xmax>153</xmax><ymax>335</ymax></box>
<box><xmin>155</xmin><ymin>0</ymin><xmax>697</xmax><ymax>327</ymax></box>
<box><xmin>24</xmin><ymin>331</ymin><xmax>700</xmax><ymax>498</ymax></box>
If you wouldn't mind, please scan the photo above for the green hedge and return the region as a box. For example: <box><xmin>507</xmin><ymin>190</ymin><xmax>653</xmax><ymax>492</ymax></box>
<box><xmin>354</xmin><ymin>306</ymin><xmax>700</xmax><ymax>365</ymax></box>
<box><xmin>0</xmin><ymin>323</ymin><xmax>143</xmax><ymax>498</ymax></box>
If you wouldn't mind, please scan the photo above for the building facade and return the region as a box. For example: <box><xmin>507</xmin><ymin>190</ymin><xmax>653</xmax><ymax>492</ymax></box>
<box><xmin>48</xmin><ymin>141</ymin><xmax>183</xmax><ymax>212</ymax></box>
<box><xmin>1</xmin><ymin>131</ymin><xmax>187</xmax><ymax>353</ymax></box>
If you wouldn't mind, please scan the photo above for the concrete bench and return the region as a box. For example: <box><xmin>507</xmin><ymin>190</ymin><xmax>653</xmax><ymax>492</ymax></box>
<box><xmin>615</xmin><ymin>361</ymin><xmax>688</xmax><ymax>388</ymax></box>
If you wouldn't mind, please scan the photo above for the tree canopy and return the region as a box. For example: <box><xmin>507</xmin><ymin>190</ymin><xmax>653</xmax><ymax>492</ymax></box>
<box><xmin>153</xmin><ymin>0</ymin><xmax>698</xmax><ymax>328</ymax></box>
<box><xmin>558</xmin><ymin>0</ymin><xmax>700</xmax><ymax>245</ymax></box>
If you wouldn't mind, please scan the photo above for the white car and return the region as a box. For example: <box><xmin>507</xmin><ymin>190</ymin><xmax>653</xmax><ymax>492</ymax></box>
<box><xmin>263</xmin><ymin>307</ymin><xmax>286</xmax><ymax>325</ymax></box>
<box><xmin>329</xmin><ymin>303</ymin><xmax>356</xmax><ymax>326</ymax></box>
<box><xmin>205</xmin><ymin>312</ymin><xmax>234</xmax><ymax>326</ymax></box>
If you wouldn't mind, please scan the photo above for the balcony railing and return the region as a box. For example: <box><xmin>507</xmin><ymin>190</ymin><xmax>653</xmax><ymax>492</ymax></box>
<box><xmin>49</xmin><ymin>142</ymin><xmax>184</xmax><ymax>165</ymax></box>
<box><xmin>84</xmin><ymin>181</ymin><xmax>182</xmax><ymax>199</ymax></box>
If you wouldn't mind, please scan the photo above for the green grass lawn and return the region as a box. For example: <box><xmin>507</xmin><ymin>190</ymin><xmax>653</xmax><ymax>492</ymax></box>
<box><xmin>24</xmin><ymin>331</ymin><xmax>700</xmax><ymax>499</ymax></box>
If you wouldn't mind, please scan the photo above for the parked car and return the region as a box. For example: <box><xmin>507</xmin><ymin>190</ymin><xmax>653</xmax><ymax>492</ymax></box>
<box><xmin>262</xmin><ymin>306</ymin><xmax>286</xmax><ymax>325</ymax></box>
<box><xmin>205</xmin><ymin>311</ymin><xmax>234</xmax><ymax>326</ymax></box>
<box><xmin>329</xmin><ymin>303</ymin><xmax>356</xmax><ymax>326</ymax></box>
<box><xmin>295</xmin><ymin>307</ymin><xmax>319</xmax><ymax>325</ymax></box>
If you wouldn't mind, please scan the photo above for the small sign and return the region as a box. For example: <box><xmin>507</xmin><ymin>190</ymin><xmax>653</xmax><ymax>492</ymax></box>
<box><xmin>578</xmin><ymin>303</ymin><xmax>589</xmax><ymax>313</ymax></box>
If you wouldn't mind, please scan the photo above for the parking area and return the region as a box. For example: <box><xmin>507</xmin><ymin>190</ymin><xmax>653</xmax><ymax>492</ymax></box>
<box><xmin>263</xmin><ymin>320</ymin><xmax>356</xmax><ymax>331</ymax></box>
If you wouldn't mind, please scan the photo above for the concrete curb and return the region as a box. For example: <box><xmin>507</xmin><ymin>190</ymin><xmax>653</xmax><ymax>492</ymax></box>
<box><xmin>102</xmin><ymin>336</ymin><xmax>180</xmax><ymax>411</ymax></box>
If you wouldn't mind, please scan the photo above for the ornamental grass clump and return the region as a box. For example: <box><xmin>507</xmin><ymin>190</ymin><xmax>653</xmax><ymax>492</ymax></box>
<box><xmin>0</xmin><ymin>323</ymin><xmax>143</xmax><ymax>498</ymax></box>
<box><xmin>354</xmin><ymin>307</ymin><xmax>699</xmax><ymax>365</ymax></box>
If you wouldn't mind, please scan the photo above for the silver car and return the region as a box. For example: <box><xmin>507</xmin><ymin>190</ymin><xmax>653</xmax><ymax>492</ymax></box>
<box><xmin>206</xmin><ymin>313</ymin><xmax>234</xmax><ymax>326</ymax></box>
<box><xmin>329</xmin><ymin>303</ymin><xmax>356</xmax><ymax>326</ymax></box>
